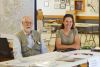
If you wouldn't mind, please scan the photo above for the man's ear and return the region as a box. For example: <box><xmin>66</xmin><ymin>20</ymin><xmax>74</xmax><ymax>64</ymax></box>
<box><xmin>22</xmin><ymin>22</ymin><xmax>23</xmax><ymax>24</ymax></box>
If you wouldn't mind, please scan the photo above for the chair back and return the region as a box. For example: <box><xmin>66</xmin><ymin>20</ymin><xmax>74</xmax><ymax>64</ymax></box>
<box><xmin>0</xmin><ymin>38</ymin><xmax>13</xmax><ymax>57</ymax></box>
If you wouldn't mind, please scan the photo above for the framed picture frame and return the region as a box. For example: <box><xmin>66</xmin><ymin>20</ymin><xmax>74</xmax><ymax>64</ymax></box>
<box><xmin>87</xmin><ymin>0</ymin><xmax>99</xmax><ymax>14</ymax></box>
<box><xmin>75</xmin><ymin>0</ymin><xmax>85</xmax><ymax>12</ymax></box>
<box><xmin>60</xmin><ymin>0</ymin><xmax>66</xmax><ymax>3</ymax></box>
<box><xmin>70</xmin><ymin>5</ymin><xmax>74</xmax><ymax>11</ymax></box>
<box><xmin>60</xmin><ymin>4</ymin><xmax>66</xmax><ymax>9</ymax></box>
<box><xmin>66</xmin><ymin>0</ymin><xmax>70</xmax><ymax>6</ymax></box>
<box><xmin>44</xmin><ymin>1</ymin><xmax>49</xmax><ymax>7</ymax></box>
<box><xmin>66</xmin><ymin>6</ymin><xmax>70</xmax><ymax>11</ymax></box>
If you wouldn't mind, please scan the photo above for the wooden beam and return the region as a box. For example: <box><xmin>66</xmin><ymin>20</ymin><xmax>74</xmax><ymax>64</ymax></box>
<box><xmin>43</xmin><ymin>15</ymin><xmax>99</xmax><ymax>20</ymax></box>
<box><xmin>44</xmin><ymin>15</ymin><xmax>63</xmax><ymax>19</ymax></box>
<box><xmin>77</xmin><ymin>16</ymin><xmax>99</xmax><ymax>20</ymax></box>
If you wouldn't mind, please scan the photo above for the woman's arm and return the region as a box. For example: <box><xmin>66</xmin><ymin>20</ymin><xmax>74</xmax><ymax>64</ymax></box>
<box><xmin>55</xmin><ymin>35</ymin><xmax>80</xmax><ymax>50</ymax></box>
<box><xmin>72</xmin><ymin>35</ymin><xmax>80</xmax><ymax>49</ymax></box>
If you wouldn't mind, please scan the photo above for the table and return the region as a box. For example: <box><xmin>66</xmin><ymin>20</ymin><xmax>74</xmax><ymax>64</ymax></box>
<box><xmin>75</xmin><ymin>23</ymin><xmax>99</xmax><ymax>46</ymax></box>
<box><xmin>0</xmin><ymin>50</ymin><xmax>100</xmax><ymax>67</ymax></box>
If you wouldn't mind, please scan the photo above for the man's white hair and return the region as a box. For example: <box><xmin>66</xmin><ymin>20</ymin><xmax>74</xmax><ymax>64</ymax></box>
<box><xmin>22</xmin><ymin>16</ymin><xmax>32</xmax><ymax>23</ymax></box>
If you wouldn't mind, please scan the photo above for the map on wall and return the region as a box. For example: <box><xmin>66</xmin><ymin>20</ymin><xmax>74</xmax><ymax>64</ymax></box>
<box><xmin>0</xmin><ymin>0</ymin><xmax>34</xmax><ymax>34</ymax></box>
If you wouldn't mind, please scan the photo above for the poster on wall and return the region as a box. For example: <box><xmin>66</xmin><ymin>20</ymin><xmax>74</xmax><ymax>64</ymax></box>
<box><xmin>87</xmin><ymin>0</ymin><xmax>99</xmax><ymax>14</ymax></box>
<box><xmin>70</xmin><ymin>5</ymin><xmax>74</xmax><ymax>11</ymax></box>
<box><xmin>66</xmin><ymin>6</ymin><xmax>70</xmax><ymax>11</ymax></box>
<box><xmin>60</xmin><ymin>4</ymin><xmax>66</xmax><ymax>9</ymax></box>
<box><xmin>66</xmin><ymin>0</ymin><xmax>74</xmax><ymax>11</ymax></box>
<box><xmin>54</xmin><ymin>0</ymin><xmax>60</xmax><ymax>9</ymax></box>
<box><xmin>60</xmin><ymin>0</ymin><xmax>66</xmax><ymax>3</ymax></box>
<box><xmin>75</xmin><ymin>1</ymin><xmax>82</xmax><ymax>10</ymax></box>
<box><xmin>66</xmin><ymin>0</ymin><xmax>70</xmax><ymax>6</ymax></box>
<box><xmin>75</xmin><ymin>0</ymin><xmax>85</xmax><ymax>12</ymax></box>
<box><xmin>44</xmin><ymin>1</ymin><xmax>49</xmax><ymax>7</ymax></box>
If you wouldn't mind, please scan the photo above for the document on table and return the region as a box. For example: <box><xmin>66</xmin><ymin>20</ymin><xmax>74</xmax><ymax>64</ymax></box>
<box><xmin>56</xmin><ymin>56</ymin><xmax>83</xmax><ymax>62</ymax></box>
<box><xmin>0</xmin><ymin>60</ymin><xmax>56</xmax><ymax>67</ymax></box>
<box><xmin>88</xmin><ymin>56</ymin><xmax>100</xmax><ymax>67</ymax></box>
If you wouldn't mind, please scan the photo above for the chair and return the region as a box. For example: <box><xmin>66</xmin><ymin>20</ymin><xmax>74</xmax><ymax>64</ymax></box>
<box><xmin>0</xmin><ymin>38</ymin><xmax>14</xmax><ymax>62</ymax></box>
<box><xmin>40</xmin><ymin>38</ymin><xmax>48</xmax><ymax>53</ymax></box>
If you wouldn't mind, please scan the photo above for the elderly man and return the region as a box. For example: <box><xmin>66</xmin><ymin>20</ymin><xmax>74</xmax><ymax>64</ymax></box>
<box><xmin>15</xmin><ymin>16</ymin><xmax>48</xmax><ymax>58</ymax></box>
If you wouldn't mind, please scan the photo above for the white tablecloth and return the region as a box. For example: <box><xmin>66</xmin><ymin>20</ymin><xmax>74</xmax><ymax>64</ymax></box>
<box><xmin>0</xmin><ymin>50</ymin><xmax>100</xmax><ymax>67</ymax></box>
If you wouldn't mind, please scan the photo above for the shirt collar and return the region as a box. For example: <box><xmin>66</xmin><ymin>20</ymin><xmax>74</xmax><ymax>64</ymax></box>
<box><xmin>23</xmin><ymin>30</ymin><xmax>32</xmax><ymax>36</ymax></box>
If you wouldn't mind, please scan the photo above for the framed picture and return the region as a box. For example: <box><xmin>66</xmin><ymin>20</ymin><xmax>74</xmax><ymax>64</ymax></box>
<box><xmin>70</xmin><ymin>5</ymin><xmax>74</xmax><ymax>11</ymax></box>
<box><xmin>66</xmin><ymin>6</ymin><xmax>70</xmax><ymax>11</ymax></box>
<box><xmin>60</xmin><ymin>4</ymin><xmax>66</xmax><ymax>9</ymax></box>
<box><xmin>87</xmin><ymin>0</ymin><xmax>99</xmax><ymax>14</ymax></box>
<box><xmin>70</xmin><ymin>0</ymin><xmax>74</xmax><ymax>5</ymax></box>
<box><xmin>66</xmin><ymin>0</ymin><xmax>70</xmax><ymax>6</ymax></box>
<box><xmin>60</xmin><ymin>0</ymin><xmax>66</xmax><ymax>3</ymax></box>
<box><xmin>75</xmin><ymin>0</ymin><xmax>85</xmax><ymax>12</ymax></box>
<box><xmin>44</xmin><ymin>1</ymin><xmax>49</xmax><ymax>7</ymax></box>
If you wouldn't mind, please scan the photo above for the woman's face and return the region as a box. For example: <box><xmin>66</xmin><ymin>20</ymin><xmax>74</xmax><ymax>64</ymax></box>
<box><xmin>63</xmin><ymin>17</ymin><xmax>73</xmax><ymax>29</ymax></box>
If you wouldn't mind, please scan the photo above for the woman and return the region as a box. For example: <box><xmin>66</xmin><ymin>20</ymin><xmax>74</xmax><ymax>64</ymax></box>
<box><xmin>55</xmin><ymin>14</ymin><xmax>80</xmax><ymax>51</ymax></box>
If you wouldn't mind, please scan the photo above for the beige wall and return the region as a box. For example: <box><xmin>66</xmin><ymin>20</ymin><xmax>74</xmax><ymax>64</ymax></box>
<box><xmin>0</xmin><ymin>0</ymin><xmax>35</xmax><ymax>34</ymax></box>
<box><xmin>37</xmin><ymin>0</ymin><xmax>99</xmax><ymax>16</ymax></box>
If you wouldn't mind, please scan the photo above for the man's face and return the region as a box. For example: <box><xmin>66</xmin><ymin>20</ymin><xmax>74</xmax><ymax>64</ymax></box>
<box><xmin>22</xmin><ymin>18</ymin><xmax>33</xmax><ymax>33</ymax></box>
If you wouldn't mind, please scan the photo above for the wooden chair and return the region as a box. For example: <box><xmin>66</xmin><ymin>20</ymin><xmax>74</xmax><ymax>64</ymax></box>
<box><xmin>0</xmin><ymin>38</ymin><xmax>14</xmax><ymax>62</ymax></box>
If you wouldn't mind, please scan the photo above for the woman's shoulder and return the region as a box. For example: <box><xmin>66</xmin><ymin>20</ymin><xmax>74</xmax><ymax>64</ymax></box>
<box><xmin>72</xmin><ymin>28</ymin><xmax>78</xmax><ymax>35</ymax></box>
<box><xmin>72</xmin><ymin>28</ymin><xmax>78</xmax><ymax>32</ymax></box>
<box><xmin>56</xmin><ymin>29</ymin><xmax>63</xmax><ymax>33</ymax></box>
<box><xmin>32</xmin><ymin>30</ymin><xmax>39</xmax><ymax>34</ymax></box>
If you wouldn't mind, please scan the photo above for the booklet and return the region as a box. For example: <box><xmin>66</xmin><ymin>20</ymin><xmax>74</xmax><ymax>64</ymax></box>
<box><xmin>56</xmin><ymin>56</ymin><xmax>83</xmax><ymax>62</ymax></box>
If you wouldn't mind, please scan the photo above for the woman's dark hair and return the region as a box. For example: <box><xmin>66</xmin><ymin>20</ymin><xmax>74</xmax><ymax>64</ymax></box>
<box><xmin>61</xmin><ymin>14</ymin><xmax>75</xmax><ymax>29</ymax></box>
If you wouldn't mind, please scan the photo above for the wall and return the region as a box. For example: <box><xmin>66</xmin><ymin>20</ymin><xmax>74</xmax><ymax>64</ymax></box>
<box><xmin>37</xmin><ymin>0</ymin><xmax>67</xmax><ymax>15</ymax></box>
<box><xmin>77</xmin><ymin>0</ymin><xmax>99</xmax><ymax>16</ymax></box>
<box><xmin>37</xmin><ymin>0</ymin><xmax>99</xmax><ymax>16</ymax></box>
<box><xmin>0</xmin><ymin>0</ymin><xmax>35</xmax><ymax>34</ymax></box>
